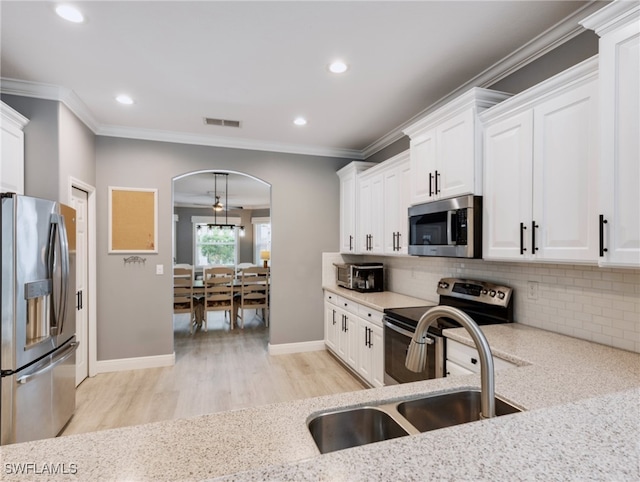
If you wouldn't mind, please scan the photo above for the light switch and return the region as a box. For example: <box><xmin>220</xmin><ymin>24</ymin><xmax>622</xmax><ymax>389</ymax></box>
<box><xmin>156</xmin><ymin>264</ymin><xmax>164</xmax><ymax>275</ymax></box>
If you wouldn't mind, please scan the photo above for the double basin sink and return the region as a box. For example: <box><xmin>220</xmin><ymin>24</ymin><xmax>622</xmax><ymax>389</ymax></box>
<box><xmin>308</xmin><ymin>389</ymin><xmax>522</xmax><ymax>454</ymax></box>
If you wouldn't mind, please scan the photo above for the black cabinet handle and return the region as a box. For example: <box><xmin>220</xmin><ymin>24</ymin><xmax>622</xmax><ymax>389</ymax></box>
<box><xmin>332</xmin><ymin>309</ymin><xmax>336</xmax><ymax>325</ymax></box>
<box><xmin>396</xmin><ymin>232</ymin><xmax>401</xmax><ymax>251</ymax></box>
<box><xmin>599</xmin><ymin>215</ymin><xmax>608</xmax><ymax>257</ymax></box>
<box><xmin>520</xmin><ymin>223</ymin><xmax>527</xmax><ymax>255</ymax></box>
<box><xmin>532</xmin><ymin>221</ymin><xmax>539</xmax><ymax>252</ymax></box>
<box><xmin>349</xmin><ymin>235</ymin><xmax>353</xmax><ymax>252</ymax></box>
<box><xmin>344</xmin><ymin>315</ymin><xmax>348</xmax><ymax>332</ymax></box>
<box><xmin>435</xmin><ymin>170</ymin><xmax>440</xmax><ymax>194</ymax></box>
<box><xmin>471</xmin><ymin>357</ymin><xmax>478</xmax><ymax>365</ymax></box>
<box><xmin>429</xmin><ymin>172</ymin><xmax>434</xmax><ymax>196</ymax></box>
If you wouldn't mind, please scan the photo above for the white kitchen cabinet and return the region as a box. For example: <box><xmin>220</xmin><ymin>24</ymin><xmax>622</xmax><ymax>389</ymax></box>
<box><xmin>356</xmin><ymin>305</ymin><xmax>384</xmax><ymax>388</ymax></box>
<box><xmin>324</xmin><ymin>292</ymin><xmax>339</xmax><ymax>352</ymax></box>
<box><xmin>1</xmin><ymin>102</ymin><xmax>29</xmax><ymax>195</ymax></box>
<box><xmin>357</xmin><ymin>150</ymin><xmax>411</xmax><ymax>256</ymax></box>
<box><xmin>357</xmin><ymin>171</ymin><xmax>384</xmax><ymax>254</ymax></box>
<box><xmin>446</xmin><ymin>338</ymin><xmax>517</xmax><ymax>376</ymax></box>
<box><xmin>582</xmin><ymin>2</ymin><xmax>640</xmax><ymax>268</ymax></box>
<box><xmin>337</xmin><ymin>162</ymin><xmax>375</xmax><ymax>254</ymax></box>
<box><xmin>404</xmin><ymin>88</ymin><xmax>510</xmax><ymax>205</ymax></box>
<box><xmin>382</xmin><ymin>152</ymin><xmax>411</xmax><ymax>254</ymax></box>
<box><xmin>323</xmin><ymin>290</ymin><xmax>385</xmax><ymax>387</ymax></box>
<box><xmin>483</xmin><ymin>58</ymin><xmax>599</xmax><ymax>263</ymax></box>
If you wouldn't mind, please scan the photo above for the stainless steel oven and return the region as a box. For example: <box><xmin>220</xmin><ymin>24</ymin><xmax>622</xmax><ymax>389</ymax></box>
<box><xmin>383</xmin><ymin>307</ymin><xmax>439</xmax><ymax>384</ymax></box>
<box><xmin>383</xmin><ymin>278</ymin><xmax>514</xmax><ymax>385</ymax></box>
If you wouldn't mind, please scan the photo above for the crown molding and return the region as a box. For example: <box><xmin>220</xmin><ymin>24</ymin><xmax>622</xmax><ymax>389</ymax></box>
<box><xmin>361</xmin><ymin>0</ymin><xmax>606</xmax><ymax>159</ymax></box>
<box><xmin>96</xmin><ymin>124</ymin><xmax>363</xmax><ymax>159</ymax></box>
<box><xmin>580</xmin><ymin>0</ymin><xmax>639</xmax><ymax>35</ymax></box>
<box><xmin>0</xmin><ymin>77</ymin><xmax>362</xmax><ymax>160</ymax></box>
<box><xmin>0</xmin><ymin>77</ymin><xmax>99</xmax><ymax>132</ymax></box>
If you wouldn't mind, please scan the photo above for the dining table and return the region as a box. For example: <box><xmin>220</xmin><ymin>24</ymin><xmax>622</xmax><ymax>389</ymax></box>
<box><xmin>190</xmin><ymin>278</ymin><xmax>267</xmax><ymax>330</ymax></box>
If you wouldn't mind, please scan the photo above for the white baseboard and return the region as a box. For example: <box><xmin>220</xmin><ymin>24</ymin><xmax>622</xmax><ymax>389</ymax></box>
<box><xmin>95</xmin><ymin>352</ymin><xmax>175</xmax><ymax>374</ymax></box>
<box><xmin>268</xmin><ymin>340</ymin><xmax>326</xmax><ymax>356</ymax></box>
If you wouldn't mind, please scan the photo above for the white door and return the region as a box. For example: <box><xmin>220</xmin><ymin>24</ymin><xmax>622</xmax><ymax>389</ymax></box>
<box><xmin>599</xmin><ymin>21</ymin><xmax>640</xmax><ymax>266</ymax></box>
<box><xmin>483</xmin><ymin>110</ymin><xmax>534</xmax><ymax>260</ymax></box>
<box><xmin>409</xmin><ymin>128</ymin><xmax>437</xmax><ymax>204</ymax></box>
<box><xmin>437</xmin><ymin>108</ymin><xmax>475</xmax><ymax>199</ymax></box>
<box><xmin>71</xmin><ymin>187</ymin><xmax>89</xmax><ymax>386</ymax></box>
<box><xmin>533</xmin><ymin>80</ymin><xmax>599</xmax><ymax>262</ymax></box>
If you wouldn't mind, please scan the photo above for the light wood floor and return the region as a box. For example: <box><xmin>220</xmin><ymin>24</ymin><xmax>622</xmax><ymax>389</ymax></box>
<box><xmin>61</xmin><ymin>311</ymin><xmax>364</xmax><ymax>436</ymax></box>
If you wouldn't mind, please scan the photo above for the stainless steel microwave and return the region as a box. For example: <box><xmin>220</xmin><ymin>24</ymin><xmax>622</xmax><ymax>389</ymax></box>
<box><xmin>408</xmin><ymin>195</ymin><xmax>482</xmax><ymax>258</ymax></box>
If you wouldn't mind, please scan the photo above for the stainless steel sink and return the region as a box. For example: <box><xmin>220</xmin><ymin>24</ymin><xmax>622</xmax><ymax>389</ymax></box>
<box><xmin>397</xmin><ymin>389</ymin><xmax>521</xmax><ymax>433</ymax></box>
<box><xmin>308</xmin><ymin>407</ymin><xmax>410</xmax><ymax>454</ymax></box>
<box><xmin>308</xmin><ymin>390</ymin><xmax>522</xmax><ymax>454</ymax></box>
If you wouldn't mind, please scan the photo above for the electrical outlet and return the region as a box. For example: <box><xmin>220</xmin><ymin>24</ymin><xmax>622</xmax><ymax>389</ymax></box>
<box><xmin>156</xmin><ymin>264</ymin><xmax>164</xmax><ymax>275</ymax></box>
<box><xmin>527</xmin><ymin>281</ymin><xmax>538</xmax><ymax>300</ymax></box>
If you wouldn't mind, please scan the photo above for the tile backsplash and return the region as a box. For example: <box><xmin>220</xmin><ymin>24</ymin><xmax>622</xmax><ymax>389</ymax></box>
<box><xmin>323</xmin><ymin>253</ymin><xmax>640</xmax><ymax>353</ymax></box>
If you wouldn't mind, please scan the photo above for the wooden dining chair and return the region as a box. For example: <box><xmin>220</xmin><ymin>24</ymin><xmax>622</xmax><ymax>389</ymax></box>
<box><xmin>173</xmin><ymin>266</ymin><xmax>194</xmax><ymax>326</ymax></box>
<box><xmin>202</xmin><ymin>266</ymin><xmax>235</xmax><ymax>331</ymax></box>
<box><xmin>236</xmin><ymin>266</ymin><xmax>269</xmax><ymax>329</ymax></box>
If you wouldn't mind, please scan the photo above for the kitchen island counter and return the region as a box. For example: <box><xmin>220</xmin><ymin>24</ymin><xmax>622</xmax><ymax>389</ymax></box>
<box><xmin>1</xmin><ymin>323</ymin><xmax>638</xmax><ymax>481</ymax></box>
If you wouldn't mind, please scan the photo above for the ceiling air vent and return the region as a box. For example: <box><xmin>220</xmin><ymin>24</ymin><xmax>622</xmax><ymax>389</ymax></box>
<box><xmin>204</xmin><ymin>117</ymin><xmax>241</xmax><ymax>128</ymax></box>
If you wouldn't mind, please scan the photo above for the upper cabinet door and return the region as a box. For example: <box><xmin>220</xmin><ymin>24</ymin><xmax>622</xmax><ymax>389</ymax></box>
<box><xmin>436</xmin><ymin>108</ymin><xmax>476</xmax><ymax>200</ymax></box>
<box><xmin>409</xmin><ymin>128</ymin><xmax>437</xmax><ymax>205</ymax></box>
<box><xmin>482</xmin><ymin>57</ymin><xmax>599</xmax><ymax>264</ymax></box>
<box><xmin>599</xmin><ymin>16</ymin><xmax>640</xmax><ymax>267</ymax></box>
<box><xmin>581</xmin><ymin>1</ymin><xmax>640</xmax><ymax>267</ymax></box>
<box><xmin>483</xmin><ymin>111</ymin><xmax>534</xmax><ymax>261</ymax></box>
<box><xmin>532</xmin><ymin>79</ymin><xmax>599</xmax><ymax>263</ymax></box>
<box><xmin>339</xmin><ymin>167</ymin><xmax>357</xmax><ymax>253</ymax></box>
<box><xmin>405</xmin><ymin>88</ymin><xmax>511</xmax><ymax>206</ymax></box>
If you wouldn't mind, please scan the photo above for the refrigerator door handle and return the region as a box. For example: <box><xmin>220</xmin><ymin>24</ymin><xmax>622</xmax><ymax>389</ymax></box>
<box><xmin>16</xmin><ymin>342</ymin><xmax>78</xmax><ymax>385</ymax></box>
<box><xmin>48</xmin><ymin>214</ymin><xmax>70</xmax><ymax>336</ymax></box>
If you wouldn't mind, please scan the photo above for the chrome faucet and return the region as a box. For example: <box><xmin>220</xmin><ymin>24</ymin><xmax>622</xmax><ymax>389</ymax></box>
<box><xmin>405</xmin><ymin>305</ymin><xmax>496</xmax><ymax>419</ymax></box>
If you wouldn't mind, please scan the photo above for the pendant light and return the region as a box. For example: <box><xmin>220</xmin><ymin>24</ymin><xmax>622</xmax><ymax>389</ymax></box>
<box><xmin>197</xmin><ymin>172</ymin><xmax>244</xmax><ymax>232</ymax></box>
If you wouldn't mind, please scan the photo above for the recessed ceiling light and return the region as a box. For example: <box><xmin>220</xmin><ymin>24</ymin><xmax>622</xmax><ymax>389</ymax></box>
<box><xmin>328</xmin><ymin>61</ymin><xmax>349</xmax><ymax>74</ymax></box>
<box><xmin>293</xmin><ymin>117</ymin><xmax>307</xmax><ymax>126</ymax></box>
<box><xmin>55</xmin><ymin>4</ymin><xmax>84</xmax><ymax>23</ymax></box>
<box><xmin>116</xmin><ymin>94</ymin><xmax>134</xmax><ymax>105</ymax></box>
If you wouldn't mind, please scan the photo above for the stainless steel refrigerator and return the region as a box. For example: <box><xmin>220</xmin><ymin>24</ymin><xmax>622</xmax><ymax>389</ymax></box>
<box><xmin>1</xmin><ymin>193</ymin><xmax>77</xmax><ymax>445</ymax></box>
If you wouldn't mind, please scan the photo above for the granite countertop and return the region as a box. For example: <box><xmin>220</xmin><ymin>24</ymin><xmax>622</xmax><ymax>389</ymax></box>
<box><xmin>2</xmin><ymin>318</ymin><xmax>639</xmax><ymax>480</ymax></box>
<box><xmin>322</xmin><ymin>285</ymin><xmax>436</xmax><ymax>311</ymax></box>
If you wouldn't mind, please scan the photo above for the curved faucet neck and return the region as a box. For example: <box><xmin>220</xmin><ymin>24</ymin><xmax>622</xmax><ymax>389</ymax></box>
<box><xmin>406</xmin><ymin>305</ymin><xmax>496</xmax><ymax>418</ymax></box>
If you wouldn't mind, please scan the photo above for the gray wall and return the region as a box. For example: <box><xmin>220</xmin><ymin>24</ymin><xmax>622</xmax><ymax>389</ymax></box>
<box><xmin>488</xmin><ymin>31</ymin><xmax>599</xmax><ymax>94</ymax></box>
<box><xmin>58</xmin><ymin>103</ymin><xmax>96</xmax><ymax>204</ymax></box>
<box><xmin>2</xmin><ymin>95</ymin><xmax>60</xmax><ymax>200</ymax></box>
<box><xmin>174</xmin><ymin>206</ymin><xmax>270</xmax><ymax>265</ymax></box>
<box><xmin>1</xmin><ymin>95</ymin><xmax>96</xmax><ymax>203</ymax></box>
<box><xmin>96</xmin><ymin>136</ymin><xmax>350</xmax><ymax>360</ymax></box>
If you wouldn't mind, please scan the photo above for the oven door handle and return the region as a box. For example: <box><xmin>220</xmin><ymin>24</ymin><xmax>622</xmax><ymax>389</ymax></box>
<box><xmin>383</xmin><ymin>320</ymin><xmax>415</xmax><ymax>338</ymax></box>
<box><xmin>384</xmin><ymin>320</ymin><xmax>434</xmax><ymax>345</ymax></box>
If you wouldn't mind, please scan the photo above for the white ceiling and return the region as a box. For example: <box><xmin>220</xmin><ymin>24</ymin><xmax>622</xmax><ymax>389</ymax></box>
<box><xmin>1</xmin><ymin>0</ymin><xmax>599</xmax><ymax>160</ymax></box>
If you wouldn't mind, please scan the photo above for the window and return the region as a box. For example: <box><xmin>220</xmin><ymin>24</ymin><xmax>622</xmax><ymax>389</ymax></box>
<box><xmin>192</xmin><ymin>216</ymin><xmax>242</xmax><ymax>267</ymax></box>
<box><xmin>253</xmin><ymin>217</ymin><xmax>271</xmax><ymax>264</ymax></box>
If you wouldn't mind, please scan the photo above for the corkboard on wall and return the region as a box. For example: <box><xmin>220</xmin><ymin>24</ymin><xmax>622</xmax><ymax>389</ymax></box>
<box><xmin>108</xmin><ymin>187</ymin><xmax>158</xmax><ymax>253</ymax></box>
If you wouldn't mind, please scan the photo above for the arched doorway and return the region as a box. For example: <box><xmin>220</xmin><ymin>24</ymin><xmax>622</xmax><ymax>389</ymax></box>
<box><xmin>172</xmin><ymin>170</ymin><xmax>271</xmax><ymax>336</ymax></box>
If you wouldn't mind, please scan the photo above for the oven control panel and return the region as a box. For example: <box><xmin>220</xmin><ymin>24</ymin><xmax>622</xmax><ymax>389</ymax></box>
<box><xmin>437</xmin><ymin>278</ymin><xmax>512</xmax><ymax>307</ymax></box>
